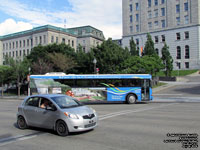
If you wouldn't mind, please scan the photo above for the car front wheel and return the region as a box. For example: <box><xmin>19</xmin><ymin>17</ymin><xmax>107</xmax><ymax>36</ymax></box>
<box><xmin>17</xmin><ymin>116</ymin><xmax>28</xmax><ymax>129</ymax></box>
<box><xmin>56</xmin><ymin>120</ymin><xmax>69</xmax><ymax>136</ymax></box>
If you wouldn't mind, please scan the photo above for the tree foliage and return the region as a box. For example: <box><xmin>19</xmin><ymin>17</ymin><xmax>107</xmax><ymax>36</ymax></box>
<box><xmin>143</xmin><ymin>33</ymin><xmax>156</xmax><ymax>56</ymax></box>
<box><xmin>130</xmin><ymin>37</ymin><xmax>139</xmax><ymax>56</ymax></box>
<box><xmin>91</xmin><ymin>38</ymin><xmax>130</xmax><ymax>74</ymax></box>
<box><xmin>161</xmin><ymin>43</ymin><xmax>173</xmax><ymax>77</ymax></box>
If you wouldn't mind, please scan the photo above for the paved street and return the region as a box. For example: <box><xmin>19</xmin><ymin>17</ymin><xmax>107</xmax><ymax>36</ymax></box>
<box><xmin>0</xmin><ymin>75</ymin><xmax>200</xmax><ymax>150</ymax></box>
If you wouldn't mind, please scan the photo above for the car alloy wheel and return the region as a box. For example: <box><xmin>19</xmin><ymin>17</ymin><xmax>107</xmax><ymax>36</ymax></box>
<box><xmin>17</xmin><ymin>116</ymin><xmax>28</xmax><ymax>129</ymax></box>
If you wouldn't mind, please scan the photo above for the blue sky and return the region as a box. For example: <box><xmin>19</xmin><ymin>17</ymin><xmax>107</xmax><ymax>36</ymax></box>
<box><xmin>0</xmin><ymin>0</ymin><xmax>122</xmax><ymax>39</ymax></box>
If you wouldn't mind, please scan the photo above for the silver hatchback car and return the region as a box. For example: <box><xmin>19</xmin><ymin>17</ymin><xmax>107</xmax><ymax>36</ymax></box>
<box><xmin>17</xmin><ymin>94</ymin><xmax>98</xmax><ymax>136</ymax></box>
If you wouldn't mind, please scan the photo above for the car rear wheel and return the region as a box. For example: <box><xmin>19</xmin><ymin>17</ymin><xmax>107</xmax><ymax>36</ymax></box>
<box><xmin>56</xmin><ymin>120</ymin><xmax>69</xmax><ymax>136</ymax></box>
<box><xmin>17</xmin><ymin>116</ymin><xmax>28</xmax><ymax>129</ymax></box>
<box><xmin>126</xmin><ymin>94</ymin><xmax>137</xmax><ymax>104</ymax></box>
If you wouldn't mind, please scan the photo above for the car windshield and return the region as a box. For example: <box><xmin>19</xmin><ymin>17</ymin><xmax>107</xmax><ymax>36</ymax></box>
<box><xmin>51</xmin><ymin>96</ymin><xmax>83</xmax><ymax>109</ymax></box>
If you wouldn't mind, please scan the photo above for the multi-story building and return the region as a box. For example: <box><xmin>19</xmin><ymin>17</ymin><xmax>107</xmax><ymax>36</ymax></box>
<box><xmin>0</xmin><ymin>25</ymin><xmax>104</xmax><ymax>65</ymax></box>
<box><xmin>68</xmin><ymin>26</ymin><xmax>105</xmax><ymax>53</ymax></box>
<box><xmin>122</xmin><ymin>0</ymin><xmax>200</xmax><ymax>70</ymax></box>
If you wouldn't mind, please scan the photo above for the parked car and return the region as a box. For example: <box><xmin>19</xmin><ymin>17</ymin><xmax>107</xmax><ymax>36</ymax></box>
<box><xmin>17</xmin><ymin>94</ymin><xmax>98</xmax><ymax>136</ymax></box>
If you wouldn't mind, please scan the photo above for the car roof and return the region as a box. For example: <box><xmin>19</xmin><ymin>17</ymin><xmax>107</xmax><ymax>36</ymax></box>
<box><xmin>29</xmin><ymin>94</ymin><xmax>66</xmax><ymax>99</ymax></box>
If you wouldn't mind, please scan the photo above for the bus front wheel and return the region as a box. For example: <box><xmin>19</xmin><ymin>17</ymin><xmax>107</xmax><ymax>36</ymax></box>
<box><xmin>126</xmin><ymin>94</ymin><xmax>137</xmax><ymax>104</ymax></box>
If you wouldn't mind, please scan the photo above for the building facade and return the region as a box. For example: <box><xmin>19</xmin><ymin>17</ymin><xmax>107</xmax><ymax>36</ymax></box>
<box><xmin>0</xmin><ymin>25</ymin><xmax>104</xmax><ymax>65</ymax></box>
<box><xmin>122</xmin><ymin>0</ymin><xmax>200</xmax><ymax>70</ymax></box>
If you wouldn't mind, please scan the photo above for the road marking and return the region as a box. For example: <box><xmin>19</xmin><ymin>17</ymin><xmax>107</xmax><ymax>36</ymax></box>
<box><xmin>99</xmin><ymin>103</ymin><xmax>175</xmax><ymax>120</ymax></box>
<box><xmin>153</xmin><ymin>94</ymin><xmax>183</xmax><ymax>96</ymax></box>
<box><xmin>0</xmin><ymin>132</ymin><xmax>45</xmax><ymax>147</ymax></box>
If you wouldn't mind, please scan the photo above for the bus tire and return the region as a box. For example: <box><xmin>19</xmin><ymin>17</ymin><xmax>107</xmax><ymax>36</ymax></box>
<box><xmin>126</xmin><ymin>94</ymin><xmax>137</xmax><ymax>104</ymax></box>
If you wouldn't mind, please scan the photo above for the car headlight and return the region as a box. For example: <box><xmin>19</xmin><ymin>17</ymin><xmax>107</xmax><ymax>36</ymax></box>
<box><xmin>64</xmin><ymin>112</ymin><xmax>79</xmax><ymax>119</ymax></box>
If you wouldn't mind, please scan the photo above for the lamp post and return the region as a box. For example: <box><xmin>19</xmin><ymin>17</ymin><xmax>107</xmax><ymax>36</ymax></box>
<box><xmin>93</xmin><ymin>58</ymin><xmax>97</xmax><ymax>74</ymax></box>
<box><xmin>27</xmin><ymin>67</ymin><xmax>31</xmax><ymax>96</ymax></box>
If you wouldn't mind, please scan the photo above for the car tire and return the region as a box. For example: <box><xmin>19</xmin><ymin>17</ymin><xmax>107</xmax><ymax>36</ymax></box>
<box><xmin>56</xmin><ymin>120</ymin><xmax>69</xmax><ymax>136</ymax></box>
<box><xmin>17</xmin><ymin>116</ymin><xmax>28</xmax><ymax>129</ymax></box>
<box><xmin>126</xmin><ymin>94</ymin><xmax>137</xmax><ymax>104</ymax></box>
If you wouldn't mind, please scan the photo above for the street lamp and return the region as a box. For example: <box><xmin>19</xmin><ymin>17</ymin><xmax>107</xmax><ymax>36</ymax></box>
<box><xmin>28</xmin><ymin>67</ymin><xmax>31</xmax><ymax>96</ymax></box>
<box><xmin>93</xmin><ymin>58</ymin><xmax>97</xmax><ymax>74</ymax></box>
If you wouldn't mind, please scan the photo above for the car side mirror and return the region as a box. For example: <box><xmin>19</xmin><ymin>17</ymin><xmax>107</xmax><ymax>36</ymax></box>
<box><xmin>46</xmin><ymin>105</ymin><xmax>57</xmax><ymax>111</ymax></box>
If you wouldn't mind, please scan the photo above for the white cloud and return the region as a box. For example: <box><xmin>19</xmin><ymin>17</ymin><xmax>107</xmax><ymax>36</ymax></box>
<box><xmin>0</xmin><ymin>0</ymin><xmax>122</xmax><ymax>39</ymax></box>
<box><xmin>0</xmin><ymin>18</ymin><xmax>33</xmax><ymax>35</ymax></box>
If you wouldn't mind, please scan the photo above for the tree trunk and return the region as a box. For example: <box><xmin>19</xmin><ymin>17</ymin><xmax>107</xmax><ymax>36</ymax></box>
<box><xmin>17</xmin><ymin>77</ymin><xmax>21</xmax><ymax>98</ymax></box>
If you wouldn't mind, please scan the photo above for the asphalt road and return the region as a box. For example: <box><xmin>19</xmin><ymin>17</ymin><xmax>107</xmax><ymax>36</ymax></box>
<box><xmin>0</xmin><ymin>75</ymin><xmax>199</xmax><ymax>150</ymax></box>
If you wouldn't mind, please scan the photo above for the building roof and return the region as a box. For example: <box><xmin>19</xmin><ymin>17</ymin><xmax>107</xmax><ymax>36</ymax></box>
<box><xmin>68</xmin><ymin>25</ymin><xmax>105</xmax><ymax>40</ymax></box>
<box><xmin>0</xmin><ymin>25</ymin><xmax>105</xmax><ymax>41</ymax></box>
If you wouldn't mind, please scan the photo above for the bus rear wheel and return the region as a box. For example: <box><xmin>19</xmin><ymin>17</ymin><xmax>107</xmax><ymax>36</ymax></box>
<box><xmin>126</xmin><ymin>94</ymin><xmax>137</xmax><ymax>104</ymax></box>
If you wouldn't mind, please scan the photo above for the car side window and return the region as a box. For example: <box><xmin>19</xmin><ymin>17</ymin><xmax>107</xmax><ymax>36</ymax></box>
<box><xmin>25</xmin><ymin>97</ymin><xmax>39</xmax><ymax>107</ymax></box>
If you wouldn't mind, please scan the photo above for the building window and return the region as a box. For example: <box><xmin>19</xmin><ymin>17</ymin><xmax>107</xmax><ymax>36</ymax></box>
<box><xmin>20</xmin><ymin>41</ymin><xmax>22</xmax><ymax>47</ymax></box>
<box><xmin>184</xmin><ymin>15</ymin><xmax>189</xmax><ymax>24</ymax></box>
<box><xmin>3</xmin><ymin>44</ymin><xmax>5</xmax><ymax>50</ymax></box>
<box><xmin>176</xmin><ymin>32</ymin><xmax>181</xmax><ymax>40</ymax></box>
<box><xmin>136</xmin><ymin>25</ymin><xmax>139</xmax><ymax>32</ymax></box>
<box><xmin>185</xmin><ymin>62</ymin><xmax>189</xmax><ymax>69</ymax></box>
<box><xmin>9</xmin><ymin>43</ymin><xmax>11</xmax><ymax>49</ymax></box>
<box><xmin>148</xmin><ymin>11</ymin><xmax>152</xmax><ymax>19</ymax></box>
<box><xmin>13</xmin><ymin>42</ymin><xmax>15</xmax><ymax>49</ymax></box>
<box><xmin>155</xmin><ymin>0</ymin><xmax>158</xmax><ymax>6</ymax></box>
<box><xmin>129</xmin><ymin>4</ymin><xmax>133</xmax><ymax>12</ymax></box>
<box><xmin>39</xmin><ymin>36</ymin><xmax>42</xmax><ymax>44</ymax></box>
<box><xmin>176</xmin><ymin>17</ymin><xmax>180</xmax><ymax>25</ymax></box>
<box><xmin>43</xmin><ymin>35</ymin><xmax>46</xmax><ymax>44</ymax></box>
<box><xmin>68</xmin><ymin>40</ymin><xmax>70</xmax><ymax>45</ymax></box>
<box><xmin>20</xmin><ymin>50</ymin><xmax>22</xmax><ymax>57</ymax></box>
<box><xmin>72</xmin><ymin>40</ymin><xmax>74</xmax><ymax>47</ymax></box>
<box><xmin>161</xmin><ymin>8</ymin><xmax>165</xmax><ymax>16</ymax></box>
<box><xmin>35</xmin><ymin>37</ymin><xmax>38</xmax><ymax>45</ymax></box>
<box><xmin>155</xmin><ymin>48</ymin><xmax>159</xmax><ymax>55</ymax></box>
<box><xmin>23</xmin><ymin>50</ymin><xmax>25</xmax><ymax>56</ymax></box>
<box><xmin>161</xmin><ymin>0</ymin><xmax>165</xmax><ymax>4</ymax></box>
<box><xmin>185</xmin><ymin>31</ymin><xmax>189</xmax><ymax>39</ymax></box>
<box><xmin>136</xmin><ymin>38</ymin><xmax>139</xmax><ymax>45</ymax></box>
<box><xmin>130</xmin><ymin>15</ymin><xmax>133</xmax><ymax>23</ymax></box>
<box><xmin>184</xmin><ymin>2</ymin><xmax>188</xmax><ymax>11</ymax></box>
<box><xmin>56</xmin><ymin>37</ymin><xmax>58</xmax><ymax>43</ymax></box>
<box><xmin>154</xmin><ymin>9</ymin><xmax>158</xmax><ymax>17</ymax></box>
<box><xmin>136</xmin><ymin>3</ymin><xmax>139</xmax><ymax>11</ymax></box>
<box><xmin>176</xmin><ymin>4</ymin><xmax>180</xmax><ymax>13</ymax></box>
<box><xmin>185</xmin><ymin>45</ymin><xmax>190</xmax><ymax>59</ymax></box>
<box><xmin>148</xmin><ymin>0</ymin><xmax>151</xmax><ymax>7</ymax></box>
<box><xmin>148</xmin><ymin>22</ymin><xmax>152</xmax><ymax>30</ymax></box>
<box><xmin>23</xmin><ymin>40</ymin><xmax>25</xmax><ymax>47</ymax></box>
<box><xmin>130</xmin><ymin>26</ymin><xmax>133</xmax><ymax>33</ymax></box>
<box><xmin>161</xmin><ymin>20</ymin><xmax>165</xmax><ymax>28</ymax></box>
<box><xmin>161</xmin><ymin>35</ymin><xmax>165</xmax><ymax>42</ymax></box>
<box><xmin>27</xmin><ymin>49</ymin><xmax>29</xmax><ymax>55</ymax></box>
<box><xmin>27</xmin><ymin>39</ymin><xmax>29</xmax><ymax>47</ymax></box>
<box><xmin>177</xmin><ymin>46</ymin><xmax>181</xmax><ymax>59</ymax></box>
<box><xmin>31</xmin><ymin>39</ymin><xmax>33</xmax><ymax>47</ymax></box>
<box><xmin>13</xmin><ymin>51</ymin><xmax>15</xmax><ymax>57</ymax></box>
<box><xmin>62</xmin><ymin>38</ymin><xmax>65</xmax><ymax>43</ymax></box>
<box><xmin>51</xmin><ymin>36</ymin><xmax>54</xmax><ymax>43</ymax></box>
<box><xmin>6</xmin><ymin>43</ymin><xmax>8</xmax><ymax>50</ymax></box>
<box><xmin>16</xmin><ymin>51</ymin><xmax>18</xmax><ymax>57</ymax></box>
<box><xmin>154</xmin><ymin>21</ymin><xmax>159</xmax><ymax>28</ymax></box>
<box><xmin>155</xmin><ymin>36</ymin><xmax>159</xmax><ymax>43</ymax></box>
<box><xmin>136</xmin><ymin>14</ymin><xmax>139</xmax><ymax>22</ymax></box>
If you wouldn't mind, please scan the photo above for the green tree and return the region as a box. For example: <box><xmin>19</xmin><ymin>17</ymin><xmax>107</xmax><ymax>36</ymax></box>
<box><xmin>143</xmin><ymin>33</ymin><xmax>156</xmax><ymax>56</ymax></box>
<box><xmin>91</xmin><ymin>38</ymin><xmax>130</xmax><ymax>74</ymax></box>
<box><xmin>27</xmin><ymin>43</ymin><xmax>76</xmax><ymax>74</ymax></box>
<box><xmin>130</xmin><ymin>37</ymin><xmax>139</xmax><ymax>56</ymax></box>
<box><xmin>5</xmin><ymin>57</ymin><xmax>30</xmax><ymax>97</ymax></box>
<box><xmin>0</xmin><ymin>65</ymin><xmax>12</xmax><ymax>97</ymax></box>
<box><xmin>161</xmin><ymin>43</ymin><xmax>173</xmax><ymax>77</ymax></box>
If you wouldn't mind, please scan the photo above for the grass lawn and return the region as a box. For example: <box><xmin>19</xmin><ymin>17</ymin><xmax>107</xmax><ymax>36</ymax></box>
<box><xmin>156</xmin><ymin>69</ymin><xmax>198</xmax><ymax>77</ymax></box>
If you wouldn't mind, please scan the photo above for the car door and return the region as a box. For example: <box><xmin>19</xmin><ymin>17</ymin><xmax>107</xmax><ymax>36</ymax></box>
<box><xmin>34</xmin><ymin>97</ymin><xmax>57</xmax><ymax>129</ymax></box>
<box><xmin>23</xmin><ymin>97</ymin><xmax>40</xmax><ymax>126</ymax></box>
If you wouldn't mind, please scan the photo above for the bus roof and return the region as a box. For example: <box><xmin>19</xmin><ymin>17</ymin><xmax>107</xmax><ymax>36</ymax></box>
<box><xmin>30</xmin><ymin>74</ymin><xmax>152</xmax><ymax>79</ymax></box>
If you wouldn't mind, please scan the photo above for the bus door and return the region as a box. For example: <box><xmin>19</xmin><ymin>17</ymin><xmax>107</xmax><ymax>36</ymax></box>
<box><xmin>142</xmin><ymin>79</ymin><xmax>151</xmax><ymax>100</ymax></box>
